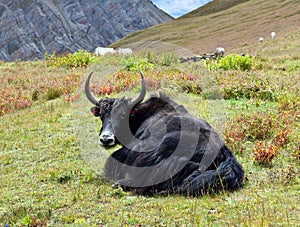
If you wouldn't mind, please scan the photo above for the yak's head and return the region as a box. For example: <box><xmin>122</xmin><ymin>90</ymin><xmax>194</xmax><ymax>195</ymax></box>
<box><xmin>85</xmin><ymin>72</ymin><xmax>146</xmax><ymax>147</ymax></box>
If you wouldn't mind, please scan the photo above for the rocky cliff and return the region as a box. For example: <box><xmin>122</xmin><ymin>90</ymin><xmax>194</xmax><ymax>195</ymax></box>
<box><xmin>0</xmin><ymin>0</ymin><xmax>172</xmax><ymax>61</ymax></box>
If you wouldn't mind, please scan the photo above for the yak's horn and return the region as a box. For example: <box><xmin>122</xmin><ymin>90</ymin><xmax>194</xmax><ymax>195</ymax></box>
<box><xmin>85</xmin><ymin>71</ymin><xmax>99</xmax><ymax>106</ymax></box>
<box><xmin>131</xmin><ymin>71</ymin><xmax>146</xmax><ymax>106</ymax></box>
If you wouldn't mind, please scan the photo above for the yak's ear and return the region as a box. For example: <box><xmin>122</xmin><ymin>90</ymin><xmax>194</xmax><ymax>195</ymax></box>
<box><xmin>91</xmin><ymin>107</ymin><xmax>100</xmax><ymax>117</ymax></box>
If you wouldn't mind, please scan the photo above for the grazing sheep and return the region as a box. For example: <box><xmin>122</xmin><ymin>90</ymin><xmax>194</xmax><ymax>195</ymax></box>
<box><xmin>215</xmin><ymin>47</ymin><xmax>225</xmax><ymax>57</ymax></box>
<box><xmin>259</xmin><ymin>37</ymin><xmax>264</xmax><ymax>43</ymax></box>
<box><xmin>271</xmin><ymin>32</ymin><xmax>276</xmax><ymax>39</ymax></box>
<box><xmin>118</xmin><ymin>48</ymin><xmax>133</xmax><ymax>55</ymax></box>
<box><xmin>94</xmin><ymin>47</ymin><xmax>115</xmax><ymax>56</ymax></box>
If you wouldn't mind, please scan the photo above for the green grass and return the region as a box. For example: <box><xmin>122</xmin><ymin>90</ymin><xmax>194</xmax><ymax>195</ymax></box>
<box><xmin>1</xmin><ymin>89</ymin><xmax>299</xmax><ymax>226</ymax></box>
<box><xmin>1</xmin><ymin>0</ymin><xmax>300</xmax><ymax>225</ymax></box>
<box><xmin>0</xmin><ymin>50</ymin><xmax>299</xmax><ymax>226</ymax></box>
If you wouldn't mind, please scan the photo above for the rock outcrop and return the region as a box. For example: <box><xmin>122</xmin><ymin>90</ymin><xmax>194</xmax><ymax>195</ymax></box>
<box><xmin>0</xmin><ymin>0</ymin><xmax>172</xmax><ymax>61</ymax></box>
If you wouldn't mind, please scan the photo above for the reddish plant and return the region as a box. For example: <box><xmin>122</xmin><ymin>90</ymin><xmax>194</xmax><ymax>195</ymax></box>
<box><xmin>253</xmin><ymin>141</ymin><xmax>279</xmax><ymax>165</ymax></box>
<box><xmin>272</xmin><ymin>129</ymin><xmax>290</xmax><ymax>148</ymax></box>
<box><xmin>224</xmin><ymin>131</ymin><xmax>246</xmax><ymax>153</ymax></box>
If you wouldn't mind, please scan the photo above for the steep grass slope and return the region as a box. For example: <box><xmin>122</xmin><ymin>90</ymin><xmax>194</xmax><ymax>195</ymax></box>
<box><xmin>111</xmin><ymin>0</ymin><xmax>300</xmax><ymax>56</ymax></box>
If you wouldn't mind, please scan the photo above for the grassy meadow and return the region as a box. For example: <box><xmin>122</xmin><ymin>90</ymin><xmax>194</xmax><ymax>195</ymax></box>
<box><xmin>0</xmin><ymin>48</ymin><xmax>299</xmax><ymax>226</ymax></box>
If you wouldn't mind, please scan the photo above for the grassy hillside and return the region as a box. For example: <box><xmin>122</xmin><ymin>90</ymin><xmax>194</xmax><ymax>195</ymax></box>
<box><xmin>111</xmin><ymin>0</ymin><xmax>300</xmax><ymax>56</ymax></box>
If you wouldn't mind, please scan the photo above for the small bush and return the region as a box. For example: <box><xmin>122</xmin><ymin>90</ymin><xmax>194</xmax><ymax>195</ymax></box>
<box><xmin>215</xmin><ymin>72</ymin><xmax>276</xmax><ymax>101</ymax></box>
<box><xmin>253</xmin><ymin>141</ymin><xmax>279</xmax><ymax>165</ymax></box>
<box><xmin>224</xmin><ymin>112</ymin><xmax>275</xmax><ymax>154</ymax></box>
<box><xmin>158</xmin><ymin>52</ymin><xmax>180</xmax><ymax>66</ymax></box>
<box><xmin>277</xmin><ymin>93</ymin><xmax>300</xmax><ymax>113</ymax></box>
<box><xmin>121</xmin><ymin>57</ymin><xmax>154</xmax><ymax>71</ymax></box>
<box><xmin>45</xmin><ymin>87</ymin><xmax>62</xmax><ymax>100</ymax></box>
<box><xmin>233</xmin><ymin>112</ymin><xmax>275</xmax><ymax>141</ymax></box>
<box><xmin>46</xmin><ymin>50</ymin><xmax>97</xmax><ymax>68</ymax></box>
<box><xmin>272</xmin><ymin>129</ymin><xmax>290</xmax><ymax>148</ymax></box>
<box><xmin>145</xmin><ymin>50</ymin><xmax>158</xmax><ymax>64</ymax></box>
<box><xmin>31</xmin><ymin>90</ymin><xmax>39</xmax><ymax>101</ymax></box>
<box><xmin>224</xmin><ymin>130</ymin><xmax>246</xmax><ymax>154</ymax></box>
<box><xmin>208</xmin><ymin>54</ymin><xmax>253</xmax><ymax>71</ymax></box>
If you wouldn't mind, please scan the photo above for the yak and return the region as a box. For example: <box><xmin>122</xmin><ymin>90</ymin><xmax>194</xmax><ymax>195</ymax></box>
<box><xmin>85</xmin><ymin>71</ymin><xmax>244</xmax><ymax>196</ymax></box>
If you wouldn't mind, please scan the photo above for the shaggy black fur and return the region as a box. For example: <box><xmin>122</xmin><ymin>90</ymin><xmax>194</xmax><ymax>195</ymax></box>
<box><xmin>98</xmin><ymin>93</ymin><xmax>244</xmax><ymax>196</ymax></box>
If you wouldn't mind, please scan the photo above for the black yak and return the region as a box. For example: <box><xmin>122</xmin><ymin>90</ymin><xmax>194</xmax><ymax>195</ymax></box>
<box><xmin>85</xmin><ymin>71</ymin><xmax>244</xmax><ymax>196</ymax></box>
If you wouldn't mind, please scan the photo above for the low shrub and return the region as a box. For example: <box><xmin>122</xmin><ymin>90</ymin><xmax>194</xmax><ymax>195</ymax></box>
<box><xmin>224</xmin><ymin>112</ymin><xmax>276</xmax><ymax>154</ymax></box>
<box><xmin>226</xmin><ymin>104</ymin><xmax>298</xmax><ymax>164</ymax></box>
<box><xmin>0</xmin><ymin>64</ymin><xmax>82</xmax><ymax>115</ymax></box>
<box><xmin>277</xmin><ymin>93</ymin><xmax>300</xmax><ymax>114</ymax></box>
<box><xmin>121</xmin><ymin>56</ymin><xmax>154</xmax><ymax>71</ymax></box>
<box><xmin>215</xmin><ymin>72</ymin><xmax>276</xmax><ymax>101</ymax></box>
<box><xmin>236</xmin><ymin>112</ymin><xmax>274</xmax><ymax>141</ymax></box>
<box><xmin>208</xmin><ymin>54</ymin><xmax>253</xmax><ymax>71</ymax></box>
<box><xmin>91</xmin><ymin>69</ymin><xmax>203</xmax><ymax>96</ymax></box>
<box><xmin>45</xmin><ymin>87</ymin><xmax>62</xmax><ymax>100</ymax></box>
<box><xmin>0</xmin><ymin>89</ymin><xmax>32</xmax><ymax>115</ymax></box>
<box><xmin>157</xmin><ymin>52</ymin><xmax>180</xmax><ymax>66</ymax></box>
<box><xmin>253</xmin><ymin>141</ymin><xmax>280</xmax><ymax>165</ymax></box>
<box><xmin>46</xmin><ymin>50</ymin><xmax>98</xmax><ymax>68</ymax></box>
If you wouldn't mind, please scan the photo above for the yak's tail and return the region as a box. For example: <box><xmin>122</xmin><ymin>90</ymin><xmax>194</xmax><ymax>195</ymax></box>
<box><xmin>173</xmin><ymin>156</ymin><xmax>244</xmax><ymax>196</ymax></box>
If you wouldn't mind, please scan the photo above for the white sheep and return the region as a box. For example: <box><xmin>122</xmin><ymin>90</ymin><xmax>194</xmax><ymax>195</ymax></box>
<box><xmin>259</xmin><ymin>37</ymin><xmax>264</xmax><ymax>43</ymax></box>
<box><xmin>271</xmin><ymin>32</ymin><xmax>276</xmax><ymax>39</ymax></box>
<box><xmin>117</xmin><ymin>48</ymin><xmax>133</xmax><ymax>55</ymax></box>
<box><xmin>215</xmin><ymin>47</ymin><xmax>225</xmax><ymax>57</ymax></box>
<box><xmin>94</xmin><ymin>47</ymin><xmax>115</xmax><ymax>56</ymax></box>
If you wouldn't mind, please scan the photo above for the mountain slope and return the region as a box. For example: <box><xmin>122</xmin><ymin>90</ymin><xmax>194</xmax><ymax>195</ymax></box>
<box><xmin>111</xmin><ymin>0</ymin><xmax>300</xmax><ymax>56</ymax></box>
<box><xmin>0</xmin><ymin>0</ymin><xmax>172</xmax><ymax>61</ymax></box>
